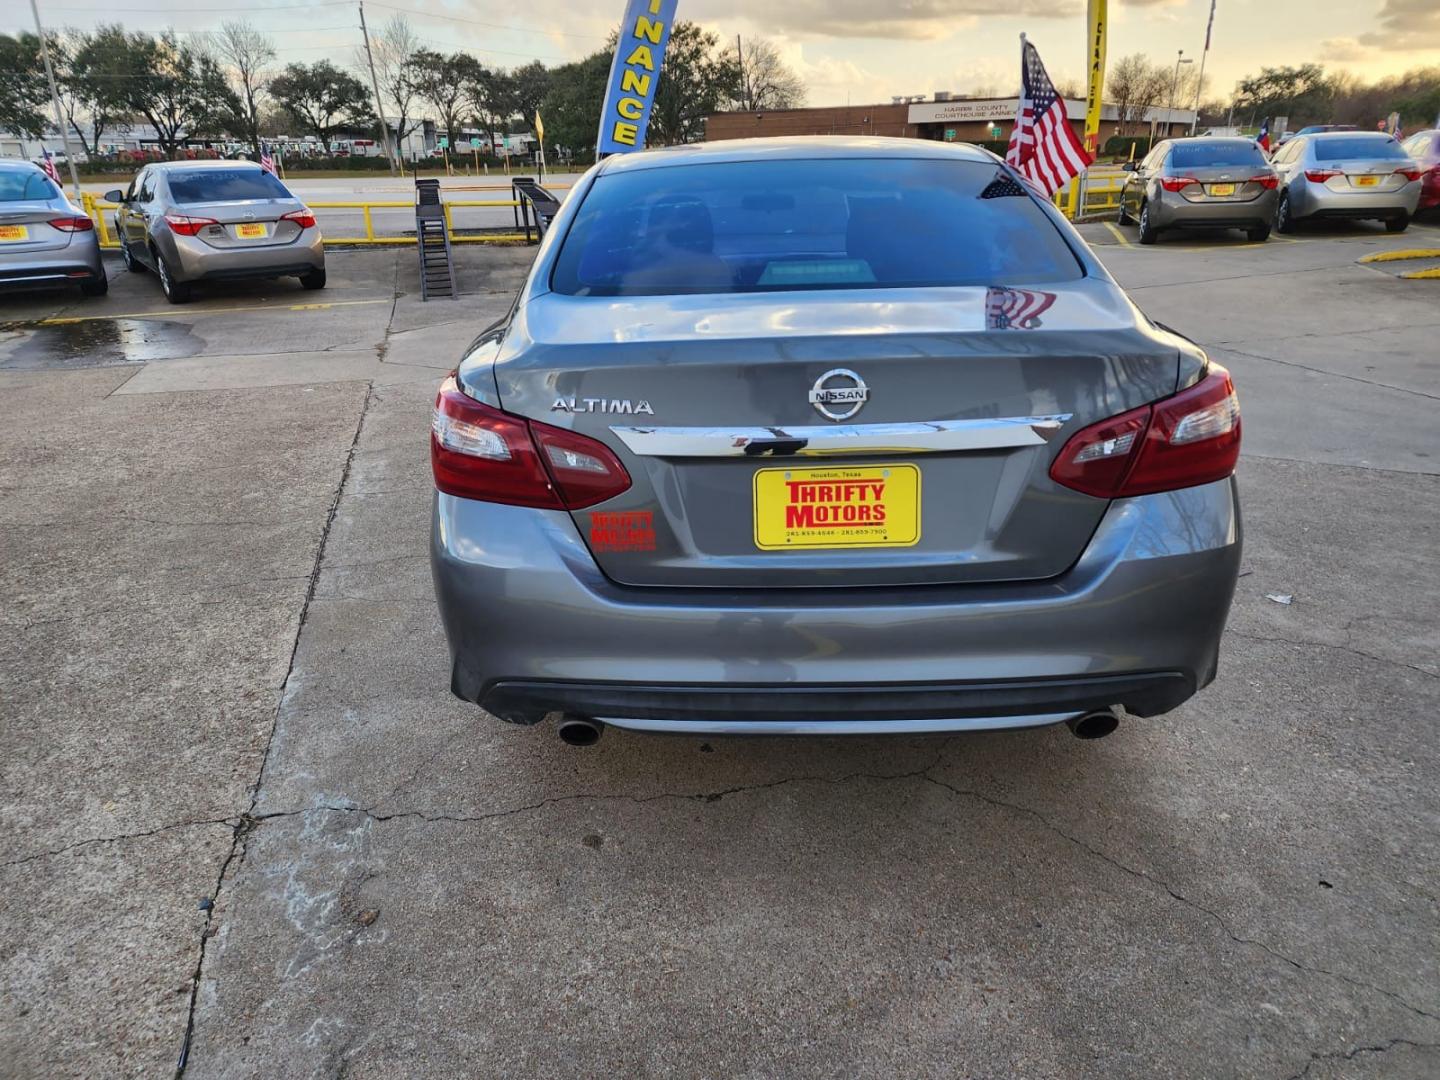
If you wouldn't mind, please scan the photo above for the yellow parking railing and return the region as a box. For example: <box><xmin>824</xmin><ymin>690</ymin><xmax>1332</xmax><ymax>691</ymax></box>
<box><xmin>79</xmin><ymin>192</ymin><xmax>530</xmax><ymax>249</ymax></box>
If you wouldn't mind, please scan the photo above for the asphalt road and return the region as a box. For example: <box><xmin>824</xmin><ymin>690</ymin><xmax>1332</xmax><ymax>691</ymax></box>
<box><xmin>1</xmin><ymin>215</ymin><xmax>1438</xmax><ymax>1079</ymax></box>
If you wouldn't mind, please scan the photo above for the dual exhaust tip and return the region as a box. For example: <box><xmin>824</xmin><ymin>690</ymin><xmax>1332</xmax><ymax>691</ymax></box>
<box><xmin>555</xmin><ymin>708</ymin><xmax>1120</xmax><ymax>746</ymax></box>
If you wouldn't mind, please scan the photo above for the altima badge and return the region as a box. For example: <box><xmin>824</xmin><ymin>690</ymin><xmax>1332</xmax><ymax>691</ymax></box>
<box><xmin>809</xmin><ymin>369</ymin><xmax>869</xmax><ymax>421</ymax></box>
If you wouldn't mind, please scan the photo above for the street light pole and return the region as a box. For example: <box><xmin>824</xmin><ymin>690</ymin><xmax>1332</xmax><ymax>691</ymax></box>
<box><xmin>28</xmin><ymin>0</ymin><xmax>83</xmax><ymax>199</ymax></box>
<box><xmin>358</xmin><ymin>0</ymin><xmax>397</xmax><ymax>176</ymax></box>
<box><xmin>1167</xmin><ymin>51</ymin><xmax>1192</xmax><ymax>140</ymax></box>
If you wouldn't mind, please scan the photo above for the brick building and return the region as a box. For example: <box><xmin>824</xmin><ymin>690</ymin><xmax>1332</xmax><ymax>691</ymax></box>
<box><xmin>706</xmin><ymin>95</ymin><xmax>1197</xmax><ymax>150</ymax></box>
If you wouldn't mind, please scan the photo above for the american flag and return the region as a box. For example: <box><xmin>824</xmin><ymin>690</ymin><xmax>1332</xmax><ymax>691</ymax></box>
<box><xmin>1004</xmin><ymin>39</ymin><xmax>1092</xmax><ymax>196</ymax></box>
<box><xmin>259</xmin><ymin>143</ymin><xmax>276</xmax><ymax>175</ymax></box>
<box><xmin>986</xmin><ymin>286</ymin><xmax>1057</xmax><ymax>331</ymax></box>
<box><xmin>40</xmin><ymin>148</ymin><xmax>62</xmax><ymax>185</ymax></box>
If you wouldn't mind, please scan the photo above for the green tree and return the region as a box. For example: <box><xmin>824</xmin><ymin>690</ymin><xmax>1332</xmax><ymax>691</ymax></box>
<box><xmin>648</xmin><ymin>22</ymin><xmax>740</xmax><ymax>145</ymax></box>
<box><xmin>0</xmin><ymin>33</ymin><xmax>49</xmax><ymax>139</ymax></box>
<box><xmin>1234</xmin><ymin>64</ymin><xmax>1335</xmax><ymax>128</ymax></box>
<box><xmin>537</xmin><ymin>49</ymin><xmax>610</xmax><ymax>156</ymax></box>
<box><xmin>466</xmin><ymin>64</ymin><xmax>515</xmax><ymax>154</ymax></box>
<box><xmin>118</xmin><ymin>31</ymin><xmax>239</xmax><ymax>157</ymax></box>
<box><xmin>407</xmin><ymin>50</ymin><xmax>481</xmax><ymax>150</ymax></box>
<box><xmin>509</xmin><ymin>60</ymin><xmax>551</xmax><ymax>135</ymax></box>
<box><xmin>269</xmin><ymin>59</ymin><xmax>374</xmax><ymax>155</ymax></box>
<box><xmin>63</xmin><ymin>26</ymin><xmax>135</xmax><ymax>156</ymax></box>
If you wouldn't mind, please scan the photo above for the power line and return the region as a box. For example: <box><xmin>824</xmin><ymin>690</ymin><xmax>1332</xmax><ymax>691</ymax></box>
<box><xmin>367</xmin><ymin>0</ymin><xmax>606</xmax><ymax>42</ymax></box>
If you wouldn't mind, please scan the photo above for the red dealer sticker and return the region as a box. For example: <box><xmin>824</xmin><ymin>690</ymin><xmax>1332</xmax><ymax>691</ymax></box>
<box><xmin>590</xmin><ymin>509</ymin><xmax>656</xmax><ymax>552</ymax></box>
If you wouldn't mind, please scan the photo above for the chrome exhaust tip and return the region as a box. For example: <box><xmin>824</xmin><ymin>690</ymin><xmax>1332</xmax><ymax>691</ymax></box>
<box><xmin>1067</xmin><ymin>709</ymin><xmax>1120</xmax><ymax>740</ymax></box>
<box><xmin>557</xmin><ymin>715</ymin><xmax>604</xmax><ymax>747</ymax></box>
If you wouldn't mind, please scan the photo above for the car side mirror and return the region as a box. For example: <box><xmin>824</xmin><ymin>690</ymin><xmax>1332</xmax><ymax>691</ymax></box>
<box><xmin>104</xmin><ymin>189</ymin><xmax>125</xmax><ymax>203</ymax></box>
<box><xmin>1121</xmin><ymin>161</ymin><xmax>1138</xmax><ymax>172</ymax></box>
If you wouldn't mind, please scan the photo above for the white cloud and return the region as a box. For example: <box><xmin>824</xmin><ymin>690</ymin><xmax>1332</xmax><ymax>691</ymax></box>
<box><xmin>1319</xmin><ymin>37</ymin><xmax>1373</xmax><ymax>62</ymax></box>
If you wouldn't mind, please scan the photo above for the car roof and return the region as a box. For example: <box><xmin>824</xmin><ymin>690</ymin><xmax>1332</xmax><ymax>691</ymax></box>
<box><xmin>1307</xmin><ymin>130</ymin><xmax>1394</xmax><ymax>141</ymax></box>
<box><xmin>0</xmin><ymin>158</ymin><xmax>46</xmax><ymax>173</ymax></box>
<box><xmin>1174</xmin><ymin>136</ymin><xmax>1258</xmax><ymax>144</ymax></box>
<box><xmin>596</xmin><ymin>136</ymin><xmax>997</xmax><ymax>175</ymax></box>
<box><xmin>148</xmin><ymin>159</ymin><xmax>265</xmax><ymax>171</ymax></box>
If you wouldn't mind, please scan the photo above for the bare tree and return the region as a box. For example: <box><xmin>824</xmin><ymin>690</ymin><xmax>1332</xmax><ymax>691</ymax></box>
<box><xmin>730</xmin><ymin>36</ymin><xmax>805</xmax><ymax>111</ymax></box>
<box><xmin>358</xmin><ymin>14</ymin><xmax>422</xmax><ymax>156</ymax></box>
<box><xmin>1107</xmin><ymin>54</ymin><xmax>1170</xmax><ymax>135</ymax></box>
<box><xmin>212</xmin><ymin>20</ymin><xmax>275</xmax><ymax>153</ymax></box>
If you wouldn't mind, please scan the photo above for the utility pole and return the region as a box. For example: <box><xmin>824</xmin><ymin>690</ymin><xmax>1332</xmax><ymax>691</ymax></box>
<box><xmin>358</xmin><ymin>0</ymin><xmax>397</xmax><ymax>176</ymax></box>
<box><xmin>1190</xmin><ymin>47</ymin><xmax>1208</xmax><ymax>135</ymax></box>
<box><xmin>735</xmin><ymin>34</ymin><xmax>749</xmax><ymax>111</ymax></box>
<box><xmin>1166</xmin><ymin>50</ymin><xmax>1191</xmax><ymax>141</ymax></box>
<box><xmin>29</xmin><ymin>0</ymin><xmax>83</xmax><ymax>199</ymax></box>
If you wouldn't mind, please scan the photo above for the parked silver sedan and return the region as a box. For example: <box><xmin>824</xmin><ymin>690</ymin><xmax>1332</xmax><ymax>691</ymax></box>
<box><xmin>430</xmin><ymin>137</ymin><xmax>1244</xmax><ymax>744</ymax></box>
<box><xmin>1118</xmin><ymin>137</ymin><xmax>1278</xmax><ymax>244</ymax></box>
<box><xmin>0</xmin><ymin>160</ymin><xmax>106</xmax><ymax>296</ymax></box>
<box><xmin>1270</xmin><ymin>131</ymin><xmax>1423</xmax><ymax>233</ymax></box>
<box><xmin>106</xmin><ymin>160</ymin><xmax>324</xmax><ymax>304</ymax></box>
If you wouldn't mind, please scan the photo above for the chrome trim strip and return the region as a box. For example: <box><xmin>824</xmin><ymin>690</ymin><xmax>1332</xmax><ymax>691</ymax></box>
<box><xmin>610</xmin><ymin>415</ymin><xmax>1072</xmax><ymax>458</ymax></box>
<box><xmin>598</xmin><ymin>712</ymin><xmax>1080</xmax><ymax>735</ymax></box>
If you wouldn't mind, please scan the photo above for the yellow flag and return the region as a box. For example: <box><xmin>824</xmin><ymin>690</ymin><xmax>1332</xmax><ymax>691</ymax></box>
<box><xmin>1084</xmin><ymin>0</ymin><xmax>1107</xmax><ymax>157</ymax></box>
<box><xmin>535</xmin><ymin>111</ymin><xmax>545</xmax><ymax>144</ymax></box>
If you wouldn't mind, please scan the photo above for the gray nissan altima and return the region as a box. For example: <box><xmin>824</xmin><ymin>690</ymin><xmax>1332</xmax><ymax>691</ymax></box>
<box><xmin>430</xmin><ymin>137</ymin><xmax>1243</xmax><ymax>744</ymax></box>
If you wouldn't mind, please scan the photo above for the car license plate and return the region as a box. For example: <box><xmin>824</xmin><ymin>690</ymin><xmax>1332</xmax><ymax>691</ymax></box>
<box><xmin>753</xmin><ymin>464</ymin><xmax>920</xmax><ymax>550</ymax></box>
<box><xmin>1208</xmin><ymin>183</ymin><xmax>1236</xmax><ymax>197</ymax></box>
<box><xmin>235</xmin><ymin>222</ymin><xmax>267</xmax><ymax>239</ymax></box>
<box><xmin>0</xmin><ymin>224</ymin><xmax>29</xmax><ymax>242</ymax></box>
<box><xmin>1354</xmin><ymin>175</ymin><xmax>1380</xmax><ymax>187</ymax></box>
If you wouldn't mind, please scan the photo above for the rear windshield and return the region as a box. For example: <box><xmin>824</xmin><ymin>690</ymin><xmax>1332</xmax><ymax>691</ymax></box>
<box><xmin>1169</xmin><ymin>142</ymin><xmax>1267</xmax><ymax>168</ymax></box>
<box><xmin>551</xmin><ymin>158</ymin><xmax>1083</xmax><ymax>296</ymax></box>
<box><xmin>165</xmin><ymin>168</ymin><xmax>291</xmax><ymax>203</ymax></box>
<box><xmin>1312</xmin><ymin>137</ymin><xmax>1407</xmax><ymax>162</ymax></box>
<box><xmin>0</xmin><ymin>170</ymin><xmax>60</xmax><ymax>202</ymax></box>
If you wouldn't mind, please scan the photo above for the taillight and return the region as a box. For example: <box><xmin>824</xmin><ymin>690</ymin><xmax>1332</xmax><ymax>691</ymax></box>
<box><xmin>163</xmin><ymin>213</ymin><xmax>218</xmax><ymax>236</ymax></box>
<box><xmin>431</xmin><ymin>375</ymin><xmax>631</xmax><ymax>509</ymax></box>
<box><xmin>1248</xmin><ymin>173</ymin><xmax>1279</xmax><ymax>190</ymax></box>
<box><xmin>281</xmin><ymin>208</ymin><xmax>316</xmax><ymax>228</ymax></box>
<box><xmin>1159</xmin><ymin>176</ymin><xmax>1199</xmax><ymax>193</ymax></box>
<box><xmin>48</xmin><ymin>215</ymin><xmax>94</xmax><ymax>232</ymax></box>
<box><xmin>1304</xmin><ymin>168</ymin><xmax>1341</xmax><ymax>182</ymax></box>
<box><xmin>1050</xmin><ymin>366</ymin><xmax>1241</xmax><ymax>499</ymax></box>
<box><xmin>1395</xmin><ymin>166</ymin><xmax>1423</xmax><ymax>182</ymax></box>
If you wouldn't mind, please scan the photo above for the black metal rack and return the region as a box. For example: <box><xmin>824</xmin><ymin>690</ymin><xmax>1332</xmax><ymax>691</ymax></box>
<box><xmin>414</xmin><ymin>178</ymin><xmax>456</xmax><ymax>300</ymax></box>
<box><xmin>511</xmin><ymin>177</ymin><xmax>562</xmax><ymax>244</ymax></box>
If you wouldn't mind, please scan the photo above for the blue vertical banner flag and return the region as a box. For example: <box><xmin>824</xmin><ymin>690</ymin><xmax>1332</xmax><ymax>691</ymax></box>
<box><xmin>596</xmin><ymin>0</ymin><xmax>680</xmax><ymax>155</ymax></box>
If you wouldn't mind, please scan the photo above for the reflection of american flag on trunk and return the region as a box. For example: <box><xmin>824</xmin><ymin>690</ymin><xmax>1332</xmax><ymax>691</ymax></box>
<box><xmin>986</xmin><ymin>286</ymin><xmax>1057</xmax><ymax>330</ymax></box>
<box><xmin>259</xmin><ymin>143</ymin><xmax>276</xmax><ymax>175</ymax></box>
<box><xmin>1004</xmin><ymin>37</ymin><xmax>1092</xmax><ymax>196</ymax></box>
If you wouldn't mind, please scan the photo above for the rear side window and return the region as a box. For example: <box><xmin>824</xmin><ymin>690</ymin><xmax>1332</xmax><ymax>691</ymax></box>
<box><xmin>551</xmin><ymin>158</ymin><xmax>1082</xmax><ymax>296</ymax></box>
<box><xmin>166</xmin><ymin>168</ymin><xmax>291</xmax><ymax>203</ymax></box>
<box><xmin>1312</xmin><ymin>137</ymin><xmax>1407</xmax><ymax>162</ymax></box>
<box><xmin>1169</xmin><ymin>142</ymin><xmax>1267</xmax><ymax>169</ymax></box>
<box><xmin>0</xmin><ymin>170</ymin><xmax>59</xmax><ymax>202</ymax></box>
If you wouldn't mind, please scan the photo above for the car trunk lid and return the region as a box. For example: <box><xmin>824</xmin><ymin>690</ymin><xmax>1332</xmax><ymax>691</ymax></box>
<box><xmin>173</xmin><ymin>198</ymin><xmax>306</xmax><ymax>249</ymax></box>
<box><xmin>0</xmin><ymin>200</ymin><xmax>76</xmax><ymax>253</ymax></box>
<box><xmin>480</xmin><ymin>281</ymin><xmax>1184</xmax><ymax>589</ymax></box>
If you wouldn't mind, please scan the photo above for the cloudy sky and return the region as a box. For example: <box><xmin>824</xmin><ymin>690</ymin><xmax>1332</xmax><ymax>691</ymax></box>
<box><xmin>8</xmin><ymin>0</ymin><xmax>1438</xmax><ymax>106</ymax></box>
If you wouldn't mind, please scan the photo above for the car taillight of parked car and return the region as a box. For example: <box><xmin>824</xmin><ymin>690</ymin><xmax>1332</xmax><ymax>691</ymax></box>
<box><xmin>431</xmin><ymin>375</ymin><xmax>632</xmax><ymax>509</ymax></box>
<box><xmin>281</xmin><ymin>209</ymin><xmax>316</xmax><ymax>228</ymax></box>
<box><xmin>1394</xmin><ymin>167</ymin><xmax>1423</xmax><ymax>182</ymax></box>
<box><xmin>1049</xmin><ymin>365</ymin><xmax>1241</xmax><ymax>499</ymax></box>
<box><xmin>1249</xmin><ymin>174</ymin><xmax>1279</xmax><ymax>189</ymax></box>
<box><xmin>1304</xmin><ymin>169</ymin><xmax>1342</xmax><ymax>182</ymax></box>
<box><xmin>48</xmin><ymin>216</ymin><xmax>94</xmax><ymax>232</ymax></box>
<box><xmin>163</xmin><ymin>213</ymin><xmax>219</xmax><ymax>236</ymax></box>
<box><xmin>1159</xmin><ymin>176</ymin><xmax>1200</xmax><ymax>192</ymax></box>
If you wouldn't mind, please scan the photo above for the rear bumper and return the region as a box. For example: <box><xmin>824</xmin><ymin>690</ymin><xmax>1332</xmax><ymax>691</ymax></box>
<box><xmin>1293</xmin><ymin>182</ymin><xmax>1421</xmax><ymax>220</ymax></box>
<box><xmin>161</xmin><ymin>229</ymin><xmax>324</xmax><ymax>282</ymax></box>
<box><xmin>432</xmin><ymin>477</ymin><xmax>1242</xmax><ymax>733</ymax></box>
<box><xmin>1153</xmin><ymin>189</ymin><xmax>1276</xmax><ymax>229</ymax></box>
<box><xmin>0</xmin><ymin>243</ymin><xmax>105</xmax><ymax>289</ymax></box>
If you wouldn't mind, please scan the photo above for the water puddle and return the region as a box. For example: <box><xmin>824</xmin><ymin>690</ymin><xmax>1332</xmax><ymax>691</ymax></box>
<box><xmin>0</xmin><ymin>317</ymin><xmax>197</xmax><ymax>370</ymax></box>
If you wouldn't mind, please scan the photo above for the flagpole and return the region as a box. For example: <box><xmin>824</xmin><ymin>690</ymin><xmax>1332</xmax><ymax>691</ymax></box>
<box><xmin>1009</xmin><ymin>33</ymin><xmax>1027</xmax><ymax>158</ymax></box>
<box><xmin>1192</xmin><ymin>0</ymin><xmax>1214</xmax><ymax>135</ymax></box>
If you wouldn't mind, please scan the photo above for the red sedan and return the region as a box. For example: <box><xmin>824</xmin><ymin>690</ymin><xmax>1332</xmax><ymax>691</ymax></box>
<box><xmin>1402</xmin><ymin>130</ymin><xmax>1440</xmax><ymax>212</ymax></box>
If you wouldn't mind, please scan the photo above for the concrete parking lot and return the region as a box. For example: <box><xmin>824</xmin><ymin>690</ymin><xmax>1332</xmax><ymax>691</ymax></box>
<box><xmin>2</xmin><ymin>216</ymin><xmax>1438</xmax><ymax>1079</ymax></box>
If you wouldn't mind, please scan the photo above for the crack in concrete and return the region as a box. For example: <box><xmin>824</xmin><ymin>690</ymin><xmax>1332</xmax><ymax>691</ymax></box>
<box><xmin>1283</xmin><ymin>1037</ymin><xmax>1440</xmax><ymax>1080</ymax></box>
<box><xmin>0</xmin><ymin>816</ymin><xmax>237</xmax><ymax>870</ymax></box>
<box><xmin>1228</xmin><ymin>630</ymin><xmax>1437</xmax><ymax>681</ymax></box>
<box><xmin>1240</xmin><ymin>452</ymin><xmax>1440</xmax><ymax>478</ymax></box>
<box><xmin>1216</xmin><ymin>344</ymin><xmax>1440</xmax><ymax>402</ymax></box>
<box><xmin>174</xmin><ymin>380</ymin><xmax>377</xmax><ymax>1078</ymax></box>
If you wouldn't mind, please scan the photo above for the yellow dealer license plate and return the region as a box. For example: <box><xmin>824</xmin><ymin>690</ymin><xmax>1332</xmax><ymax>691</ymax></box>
<box><xmin>1353</xmin><ymin>175</ymin><xmax>1380</xmax><ymax>187</ymax></box>
<box><xmin>753</xmin><ymin>464</ymin><xmax>920</xmax><ymax>550</ymax></box>
<box><xmin>1208</xmin><ymin>183</ymin><xmax>1236</xmax><ymax>197</ymax></box>
<box><xmin>235</xmin><ymin>222</ymin><xmax>267</xmax><ymax>238</ymax></box>
<box><xmin>0</xmin><ymin>224</ymin><xmax>29</xmax><ymax>242</ymax></box>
